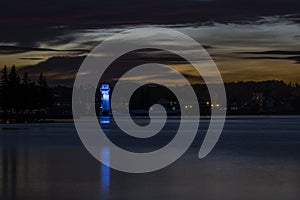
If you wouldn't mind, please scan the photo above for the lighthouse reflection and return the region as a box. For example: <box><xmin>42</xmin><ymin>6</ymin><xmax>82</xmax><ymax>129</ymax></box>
<box><xmin>100</xmin><ymin>116</ymin><xmax>110</xmax><ymax>124</ymax></box>
<box><xmin>100</xmin><ymin>148</ymin><xmax>110</xmax><ymax>200</ymax></box>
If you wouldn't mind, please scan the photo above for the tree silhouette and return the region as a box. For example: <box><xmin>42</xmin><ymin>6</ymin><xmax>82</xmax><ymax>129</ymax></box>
<box><xmin>37</xmin><ymin>73</ymin><xmax>53</xmax><ymax>110</ymax></box>
<box><xmin>0</xmin><ymin>65</ymin><xmax>9</xmax><ymax>110</ymax></box>
<box><xmin>22</xmin><ymin>72</ymin><xmax>29</xmax><ymax>86</ymax></box>
<box><xmin>1</xmin><ymin>65</ymin><xmax>8</xmax><ymax>85</ymax></box>
<box><xmin>0</xmin><ymin>66</ymin><xmax>54</xmax><ymax>122</ymax></box>
<box><xmin>20</xmin><ymin>72</ymin><xmax>37</xmax><ymax>115</ymax></box>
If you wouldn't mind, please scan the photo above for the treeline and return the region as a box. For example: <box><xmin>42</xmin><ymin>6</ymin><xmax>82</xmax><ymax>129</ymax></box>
<box><xmin>224</xmin><ymin>80</ymin><xmax>300</xmax><ymax>114</ymax></box>
<box><xmin>0</xmin><ymin>65</ymin><xmax>53</xmax><ymax>122</ymax></box>
<box><xmin>126</xmin><ymin>81</ymin><xmax>300</xmax><ymax>115</ymax></box>
<box><xmin>1</xmin><ymin>64</ymin><xmax>300</xmax><ymax>122</ymax></box>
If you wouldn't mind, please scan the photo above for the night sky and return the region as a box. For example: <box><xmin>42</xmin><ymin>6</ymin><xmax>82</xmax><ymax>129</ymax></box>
<box><xmin>1</xmin><ymin>0</ymin><xmax>300</xmax><ymax>85</ymax></box>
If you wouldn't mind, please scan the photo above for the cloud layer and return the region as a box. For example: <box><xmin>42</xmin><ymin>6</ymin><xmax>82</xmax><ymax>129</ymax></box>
<box><xmin>1</xmin><ymin>0</ymin><xmax>300</xmax><ymax>85</ymax></box>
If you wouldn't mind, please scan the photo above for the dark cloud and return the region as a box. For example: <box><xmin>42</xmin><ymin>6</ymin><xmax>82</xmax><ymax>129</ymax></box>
<box><xmin>0</xmin><ymin>45</ymin><xmax>89</xmax><ymax>55</ymax></box>
<box><xmin>18</xmin><ymin>56</ymin><xmax>86</xmax><ymax>86</ymax></box>
<box><xmin>131</xmin><ymin>47</ymin><xmax>213</xmax><ymax>64</ymax></box>
<box><xmin>2</xmin><ymin>0</ymin><xmax>300</xmax><ymax>84</ymax></box>
<box><xmin>289</xmin><ymin>56</ymin><xmax>300</xmax><ymax>64</ymax></box>
<box><xmin>0</xmin><ymin>0</ymin><xmax>299</xmax><ymax>46</ymax></box>
<box><xmin>17</xmin><ymin>48</ymin><xmax>208</xmax><ymax>86</ymax></box>
<box><xmin>239</xmin><ymin>50</ymin><xmax>300</xmax><ymax>64</ymax></box>
<box><xmin>1</xmin><ymin>0</ymin><xmax>300</xmax><ymax>26</ymax></box>
<box><xmin>19</xmin><ymin>57</ymin><xmax>44</xmax><ymax>60</ymax></box>
<box><xmin>240</xmin><ymin>50</ymin><xmax>300</xmax><ymax>55</ymax></box>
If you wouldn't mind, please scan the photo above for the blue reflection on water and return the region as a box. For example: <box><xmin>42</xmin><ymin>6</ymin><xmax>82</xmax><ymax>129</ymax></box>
<box><xmin>100</xmin><ymin>148</ymin><xmax>110</xmax><ymax>200</ymax></box>
<box><xmin>100</xmin><ymin>116</ymin><xmax>110</xmax><ymax>124</ymax></box>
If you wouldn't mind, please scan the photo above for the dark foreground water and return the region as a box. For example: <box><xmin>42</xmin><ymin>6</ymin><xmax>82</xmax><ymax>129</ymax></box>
<box><xmin>0</xmin><ymin>116</ymin><xmax>299</xmax><ymax>200</ymax></box>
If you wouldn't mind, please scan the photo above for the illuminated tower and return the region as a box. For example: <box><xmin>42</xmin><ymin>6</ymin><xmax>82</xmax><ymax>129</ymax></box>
<box><xmin>100</xmin><ymin>84</ymin><xmax>110</xmax><ymax>116</ymax></box>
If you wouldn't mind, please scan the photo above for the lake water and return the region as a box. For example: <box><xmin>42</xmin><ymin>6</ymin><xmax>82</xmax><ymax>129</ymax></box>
<box><xmin>0</xmin><ymin>116</ymin><xmax>299</xmax><ymax>200</ymax></box>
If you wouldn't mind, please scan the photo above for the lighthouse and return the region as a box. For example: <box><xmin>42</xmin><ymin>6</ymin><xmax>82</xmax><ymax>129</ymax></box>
<box><xmin>100</xmin><ymin>84</ymin><xmax>110</xmax><ymax>116</ymax></box>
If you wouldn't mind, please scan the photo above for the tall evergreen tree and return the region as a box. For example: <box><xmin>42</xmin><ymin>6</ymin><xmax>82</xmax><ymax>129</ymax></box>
<box><xmin>0</xmin><ymin>65</ymin><xmax>9</xmax><ymax>110</ymax></box>
<box><xmin>20</xmin><ymin>72</ymin><xmax>35</xmax><ymax>112</ymax></box>
<box><xmin>7</xmin><ymin>65</ymin><xmax>21</xmax><ymax>112</ymax></box>
<box><xmin>38</xmin><ymin>73</ymin><xmax>48</xmax><ymax>87</ymax></box>
<box><xmin>22</xmin><ymin>72</ymin><xmax>29</xmax><ymax>86</ymax></box>
<box><xmin>8</xmin><ymin>65</ymin><xmax>20</xmax><ymax>88</ymax></box>
<box><xmin>1</xmin><ymin>65</ymin><xmax>8</xmax><ymax>86</ymax></box>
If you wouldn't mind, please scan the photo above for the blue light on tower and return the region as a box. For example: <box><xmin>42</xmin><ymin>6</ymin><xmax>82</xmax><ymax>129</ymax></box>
<box><xmin>100</xmin><ymin>84</ymin><xmax>110</xmax><ymax>116</ymax></box>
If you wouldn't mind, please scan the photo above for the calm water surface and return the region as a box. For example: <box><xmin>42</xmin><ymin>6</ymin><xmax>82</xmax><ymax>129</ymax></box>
<box><xmin>0</xmin><ymin>116</ymin><xmax>299</xmax><ymax>200</ymax></box>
